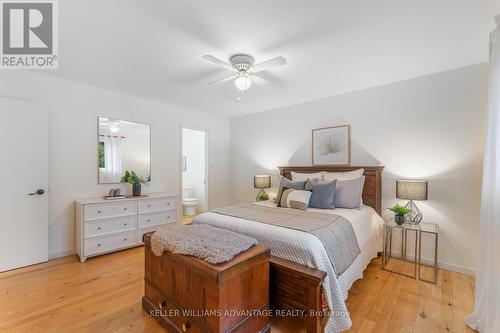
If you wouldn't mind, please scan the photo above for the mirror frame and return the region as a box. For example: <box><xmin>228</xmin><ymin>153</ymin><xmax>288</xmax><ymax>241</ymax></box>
<box><xmin>97</xmin><ymin>116</ymin><xmax>151</xmax><ymax>184</ymax></box>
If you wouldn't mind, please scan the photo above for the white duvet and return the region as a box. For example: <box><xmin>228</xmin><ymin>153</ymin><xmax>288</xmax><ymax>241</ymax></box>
<box><xmin>193</xmin><ymin>201</ymin><xmax>384</xmax><ymax>332</ymax></box>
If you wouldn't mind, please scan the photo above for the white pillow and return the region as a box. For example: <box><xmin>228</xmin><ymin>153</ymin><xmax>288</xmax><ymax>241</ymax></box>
<box><xmin>323</xmin><ymin>168</ymin><xmax>364</xmax><ymax>181</ymax></box>
<box><xmin>291</xmin><ymin>171</ymin><xmax>324</xmax><ymax>181</ymax></box>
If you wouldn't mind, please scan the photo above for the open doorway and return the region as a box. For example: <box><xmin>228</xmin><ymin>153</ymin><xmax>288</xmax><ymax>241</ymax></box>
<box><xmin>180</xmin><ymin>128</ymin><xmax>208</xmax><ymax>223</ymax></box>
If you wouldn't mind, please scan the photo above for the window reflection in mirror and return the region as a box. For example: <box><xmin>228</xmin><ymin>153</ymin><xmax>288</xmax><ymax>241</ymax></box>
<box><xmin>98</xmin><ymin>117</ymin><xmax>151</xmax><ymax>184</ymax></box>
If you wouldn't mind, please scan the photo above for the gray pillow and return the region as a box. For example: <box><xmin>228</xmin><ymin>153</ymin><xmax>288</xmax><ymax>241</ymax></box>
<box><xmin>334</xmin><ymin>176</ymin><xmax>365</xmax><ymax>209</ymax></box>
<box><xmin>276</xmin><ymin>177</ymin><xmax>307</xmax><ymax>207</ymax></box>
<box><xmin>305</xmin><ymin>179</ymin><xmax>336</xmax><ymax>209</ymax></box>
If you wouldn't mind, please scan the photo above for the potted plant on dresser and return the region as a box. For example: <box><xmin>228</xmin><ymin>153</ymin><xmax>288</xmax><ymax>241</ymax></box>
<box><xmin>121</xmin><ymin>170</ymin><xmax>147</xmax><ymax>196</ymax></box>
<box><xmin>388</xmin><ymin>203</ymin><xmax>412</xmax><ymax>225</ymax></box>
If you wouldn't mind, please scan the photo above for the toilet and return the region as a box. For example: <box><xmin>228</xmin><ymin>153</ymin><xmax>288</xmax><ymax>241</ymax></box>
<box><xmin>182</xmin><ymin>188</ymin><xmax>199</xmax><ymax>216</ymax></box>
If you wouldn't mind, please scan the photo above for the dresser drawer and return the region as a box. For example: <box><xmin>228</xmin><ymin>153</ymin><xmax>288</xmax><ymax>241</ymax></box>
<box><xmin>138</xmin><ymin>211</ymin><xmax>176</xmax><ymax>228</ymax></box>
<box><xmin>84</xmin><ymin>231</ymin><xmax>138</xmax><ymax>256</ymax></box>
<box><xmin>138</xmin><ymin>198</ymin><xmax>176</xmax><ymax>214</ymax></box>
<box><xmin>84</xmin><ymin>202</ymin><xmax>137</xmax><ymax>221</ymax></box>
<box><xmin>84</xmin><ymin>216</ymin><xmax>137</xmax><ymax>238</ymax></box>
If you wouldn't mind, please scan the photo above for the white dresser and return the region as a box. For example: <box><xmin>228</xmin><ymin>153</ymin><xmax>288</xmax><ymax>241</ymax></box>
<box><xmin>75</xmin><ymin>193</ymin><xmax>178</xmax><ymax>262</ymax></box>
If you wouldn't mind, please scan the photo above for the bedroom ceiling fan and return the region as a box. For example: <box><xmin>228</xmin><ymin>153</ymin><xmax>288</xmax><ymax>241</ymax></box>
<box><xmin>202</xmin><ymin>54</ymin><xmax>287</xmax><ymax>92</ymax></box>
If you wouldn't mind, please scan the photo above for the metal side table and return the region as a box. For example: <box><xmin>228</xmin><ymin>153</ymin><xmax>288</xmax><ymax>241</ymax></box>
<box><xmin>382</xmin><ymin>220</ymin><xmax>439</xmax><ymax>283</ymax></box>
<box><xmin>417</xmin><ymin>222</ymin><xmax>439</xmax><ymax>283</ymax></box>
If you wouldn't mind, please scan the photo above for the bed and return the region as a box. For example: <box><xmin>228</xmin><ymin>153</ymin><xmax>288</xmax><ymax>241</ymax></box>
<box><xmin>193</xmin><ymin>165</ymin><xmax>384</xmax><ymax>333</ymax></box>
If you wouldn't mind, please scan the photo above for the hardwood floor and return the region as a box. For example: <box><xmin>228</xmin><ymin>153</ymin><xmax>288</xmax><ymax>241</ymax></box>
<box><xmin>0</xmin><ymin>247</ymin><xmax>476</xmax><ymax>333</ymax></box>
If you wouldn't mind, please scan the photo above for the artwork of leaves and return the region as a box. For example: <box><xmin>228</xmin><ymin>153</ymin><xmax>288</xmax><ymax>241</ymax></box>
<box><xmin>312</xmin><ymin>125</ymin><xmax>350</xmax><ymax>165</ymax></box>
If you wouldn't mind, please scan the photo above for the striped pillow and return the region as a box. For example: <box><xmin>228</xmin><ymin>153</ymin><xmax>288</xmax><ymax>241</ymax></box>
<box><xmin>275</xmin><ymin>177</ymin><xmax>307</xmax><ymax>206</ymax></box>
<box><xmin>279</xmin><ymin>188</ymin><xmax>312</xmax><ymax>210</ymax></box>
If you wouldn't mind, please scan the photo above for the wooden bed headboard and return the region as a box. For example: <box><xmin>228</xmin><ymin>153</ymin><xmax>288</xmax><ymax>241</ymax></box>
<box><xmin>278</xmin><ymin>165</ymin><xmax>384</xmax><ymax>215</ymax></box>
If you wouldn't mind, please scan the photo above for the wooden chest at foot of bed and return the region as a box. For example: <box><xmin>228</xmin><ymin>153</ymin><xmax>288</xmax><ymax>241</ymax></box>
<box><xmin>142</xmin><ymin>233</ymin><xmax>271</xmax><ymax>333</ymax></box>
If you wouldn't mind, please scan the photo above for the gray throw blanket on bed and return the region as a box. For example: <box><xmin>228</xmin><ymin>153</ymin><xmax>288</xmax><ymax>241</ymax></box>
<box><xmin>150</xmin><ymin>224</ymin><xmax>257</xmax><ymax>264</ymax></box>
<box><xmin>211</xmin><ymin>204</ymin><xmax>360</xmax><ymax>276</ymax></box>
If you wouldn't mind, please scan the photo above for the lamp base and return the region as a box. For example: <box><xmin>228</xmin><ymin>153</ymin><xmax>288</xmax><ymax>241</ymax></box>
<box><xmin>405</xmin><ymin>200</ymin><xmax>423</xmax><ymax>224</ymax></box>
<box><xmin>256</xmin><ymin>189</ymin><xmax>267</xmax><ymax>202</ymax></box>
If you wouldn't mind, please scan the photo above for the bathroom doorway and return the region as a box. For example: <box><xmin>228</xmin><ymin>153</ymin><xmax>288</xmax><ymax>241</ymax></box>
<box><xmin>180</xmin><ymin>127</ymin><xmax>208</xmax><ymax>223</ymax></box>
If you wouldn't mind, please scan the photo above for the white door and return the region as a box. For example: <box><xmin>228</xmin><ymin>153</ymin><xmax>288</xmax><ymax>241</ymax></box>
<box><xmin>0</xmin><ymin>97</ymin><xmax>48</xmax><ymax>272</ymax></box>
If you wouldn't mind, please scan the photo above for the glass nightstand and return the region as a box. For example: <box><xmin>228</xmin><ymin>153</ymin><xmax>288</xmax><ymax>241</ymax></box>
<box><xmin>382</xmin><ymin>220</ymin><xmax>439</xmax><ymax>283</ymax></box>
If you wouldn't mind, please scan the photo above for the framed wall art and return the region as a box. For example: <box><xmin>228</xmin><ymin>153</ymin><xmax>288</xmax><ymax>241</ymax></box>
<box><xmin>312</xmin><ymin>125</ymin><xmax>351</xmax><ymax>166</ymax></box>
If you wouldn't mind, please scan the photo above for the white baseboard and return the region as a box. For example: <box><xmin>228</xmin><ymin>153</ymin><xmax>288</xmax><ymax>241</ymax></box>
<box><xmin>48</xmin><ymin>249</ymin><xmax>75</xmax><ymax>260</ymax></box>
<box><xmin>436</xmin><ymin>260</ymin><xmax>475</xmax><ymax>276</ymax></box>
<box><xmin>385</xmin><ymin>251</ymin><xmax>476</xmax><ymax>276</ymax></box>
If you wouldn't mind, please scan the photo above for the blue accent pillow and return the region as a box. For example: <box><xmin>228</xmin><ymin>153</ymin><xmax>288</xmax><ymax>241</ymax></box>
<box><xmin>305</xmin><ymin>179</ymin><xmax>337</xmax><ymax>209</ymax></box>
<box><xmin>276</xmin><ymin>177</ymin><xmax>307</xmax><ymax>207</ymax></box>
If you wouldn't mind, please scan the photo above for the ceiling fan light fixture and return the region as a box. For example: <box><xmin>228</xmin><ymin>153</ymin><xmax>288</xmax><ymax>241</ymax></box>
<box><xmin>234</xmin><ymin>72</ymin><xmax>251</xmax><ymax>91</ymax></box>
<box><xmin>203</xmin><ymin>53</ymin><xmax>286</xmax><ymax>91</ymax></box>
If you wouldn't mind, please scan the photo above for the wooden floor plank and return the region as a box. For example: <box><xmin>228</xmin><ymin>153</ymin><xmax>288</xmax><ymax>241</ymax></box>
<box><xmin>0</xmin><ymin>248</ymin><xmax>476</xmax><ymax>333</ymax></box>
<box><xmin>384</xmin><ymin>274</ymin><xmax>420</xmax><ymax>333</ymax></box>
<box><xmin>451</xmin><ymin>272</ymin><xmax>476</xmax><ymax>333</ymax></box>
<box><xmin>347</xmin><ymin>264</ymin><xmax>390</xmax><ymax>331</ymax></box>
<box><xmin>414</xmin><ymin>269</ymin><xmax>442</xmax><ymax>333</ymax></box>
<box><xmin>441</xmin><ymin>270</ymin><xmax>454</xmax><ymax>333</ymax></box>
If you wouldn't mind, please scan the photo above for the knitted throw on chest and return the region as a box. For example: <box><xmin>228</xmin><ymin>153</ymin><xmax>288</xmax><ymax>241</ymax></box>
<box><xmin>150</xmin><ymin>224</ymin><xmax>258</xmax><ymax>264</ymax></box>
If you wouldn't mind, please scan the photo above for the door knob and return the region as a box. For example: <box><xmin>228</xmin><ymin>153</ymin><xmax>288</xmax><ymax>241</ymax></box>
<box><xmin>28</xmin><ymin>189</ymin><xmax>45</xmax><ymax>196</ymax></box>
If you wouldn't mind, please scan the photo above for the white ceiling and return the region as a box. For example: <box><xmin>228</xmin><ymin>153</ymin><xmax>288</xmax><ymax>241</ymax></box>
<box><xmin>45</xmin><ymin>0</ymin><xmax>499</xmax><ymax>117</ymax></box>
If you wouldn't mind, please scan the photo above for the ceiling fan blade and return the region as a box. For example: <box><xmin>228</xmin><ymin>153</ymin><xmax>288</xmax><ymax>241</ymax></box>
<box><xmin>203</xmin><ymin>55</ymin><xmax>232</xmax><ymax>69</ymax></box>
<box><xmin>208</xmin><ymin>74</ymin><xmax>237</xmax><ymax>85</ymax></box>
<box><xmin>248</xmin><ymin>72</ymin><xmax>269</xmax><ymax>85</ymax></box>
<box><xmin>250</xmin><ymin>71</ymin><xmax>285</xmax><ymax>86</ymax></box>
<box><xmin>253</xmin><ymin>56</ymin><xmax>287</xmax><ymax>71</ymax></box>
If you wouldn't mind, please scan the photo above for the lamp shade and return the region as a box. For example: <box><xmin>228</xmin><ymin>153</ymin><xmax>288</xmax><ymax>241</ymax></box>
<box><xmin>254</xmin><ymin>175</ymin><xmax>271</xmax><ymax>189</ymax></box>
<box><xmin>396</xmin><ymin>180</ymin><xmax>428</xmax><ymax>200</ymax></box>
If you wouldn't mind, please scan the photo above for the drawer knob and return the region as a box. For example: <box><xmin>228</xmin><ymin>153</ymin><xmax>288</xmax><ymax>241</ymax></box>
<box><xmin>147</xmin><ymin>205</ymin><xmax>151</xmax><ymax>208</ymax></box>
<box><xmin>167</xmin><ymin>216</ymin><xmax>170</xmax><ymax>219</ymax></box>
<box><xmin>124</xmin><ymin>223</ymin><xmax>128</xmax><ymax>226</ymax></box>
<box><xmin>158</xmin><ymin>300</ymin><xmax>166</xmax><ymax>310</ymax></box>
<box><xmin>97</xmin><ymin>243</ymin><xmax>101</xmax><ymax>247</ymax></box>
<box><xmin>147</xmin><ymin>219</ymin><xmax>151</xmax><ymax>222</ymax></box>
<box><xmin>123</xmin><ymin>238</ymin><xmax>127</xmax><ymax>241</ymax></box>
<box><xmin>167</xmin><ymin>203</ymin><xmax>171</xmax><ymax>206</ymax></box>
<box><xmin>182</xmin><ymin>322</ymin><xmax>190</xmax><ymax>332</ymax></box>
<box><xmin>97</xmin><ymin>210</ymin><xmax>102</xmax><ymax>214</ymax></box>
<box><xmin>124</xmin><ymin>208</ymin><xmax>127</xmax><ymax>211</ymax></box>
<box><xmin>97</xmin><ymin>227</ymin><xmax>102</xmax><ymax>230</ymax></box>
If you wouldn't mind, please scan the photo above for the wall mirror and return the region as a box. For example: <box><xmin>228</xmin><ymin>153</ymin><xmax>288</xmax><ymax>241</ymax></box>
<box><xmin>98</xmin><ymin>117</ymin><xmax>151</xmax><ymax>184</ymax></box>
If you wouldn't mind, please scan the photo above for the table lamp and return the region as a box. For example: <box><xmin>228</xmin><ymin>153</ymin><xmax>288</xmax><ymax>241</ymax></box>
<box><xmin>396</xmin><ymin>180</ymin><xmax>428</xmax><ymax>224</ymax></box>
<box><xmin>254</xmin><ymin>175</ymin><xmax>271</xmax><ymax>202</ymax></box>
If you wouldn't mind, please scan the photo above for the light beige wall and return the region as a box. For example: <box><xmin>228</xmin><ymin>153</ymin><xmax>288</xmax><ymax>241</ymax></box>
<box><xmin>0</xmin><ymin>71</ymin><xmax>231</xmax><ymax>258</ymax></box>
<box><xmin>229</xmin><ymin>63</ymin><xmax>488</xmax><ymax>274</ymax></box>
